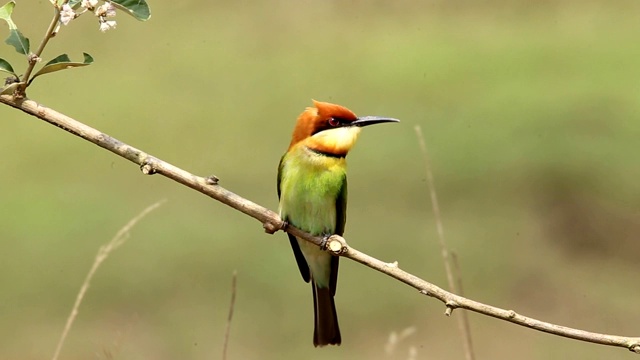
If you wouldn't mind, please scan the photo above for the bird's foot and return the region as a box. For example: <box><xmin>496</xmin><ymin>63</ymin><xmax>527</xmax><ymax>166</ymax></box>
<box><xmin>320</xmin><ymin>234</ymin><xmax>332</xmax><ymax>250</ymax></box>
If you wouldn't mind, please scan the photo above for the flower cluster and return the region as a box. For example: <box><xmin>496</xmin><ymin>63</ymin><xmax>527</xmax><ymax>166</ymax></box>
<box><xmin>58</xmin><ymin>1</ymin><xmax>117</xmax><ymax>32</ymax></box>
<box><xmin>59</xmin><ymin>4</ymin><xmax>77</xmax><ymax>26</ymax></box>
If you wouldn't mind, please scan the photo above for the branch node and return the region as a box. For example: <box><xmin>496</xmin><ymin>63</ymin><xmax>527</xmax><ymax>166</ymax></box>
<box><xmin>36</xmin><ymin>102</ymin><xmax>45</xmax><ymax>116</ymax></box>
<box><xmin>386</xmin><ymin>261</ymin><xmax>399</xmax><ymax>268</ymax></box>
<box><xmin>445</xmin><ymin>301</ymin><xmax>458</xmax><ymax>316</ymax></box>
<box><xmin>28</xmin><ymin>53</ymin><xmax>41</xmax><ymax>64</ymax></box>
<box><xmin>326</xmin><ymin>235</ymin><xmax>347</xmax><ymax>255</ymax></box>
<box><xmin>140</xmin><ymin>163</ymin><xmax>155</xmax><ymax>175</ymax></box>
<box><xmin>419</xmin><ymin>289</ymin><xmax>430</xmax><ymax>296</ymax></box>
<box><xmin>205</xmin><ymin>175</ymin><xmax>219</xmax><ymax>185</ymax></box>
<box><xmin>263</xmin><ymin>219</ymin><xmax>285</xmax><ymax>235</ymax></box>
<box><xmin>630</xmin><ymin>344</ymin><xmax>640</xmax><ymax>354</ymax></box>
<box><xmin>445</xmin><ymin>306</ymin><xmax>453</xmax><ymax>316</ymax></box>
<box><xmin>507</xmin><ymin>310</ymin><xmax>517</xmax><ymax>319</ymax></box>
<box><xmin>11</xmin><ymin>90</ymin><xmax>24</xmax><ymax>99</ymax></box>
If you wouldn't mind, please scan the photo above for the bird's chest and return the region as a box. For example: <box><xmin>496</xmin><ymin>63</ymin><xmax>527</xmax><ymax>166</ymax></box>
<box><xmin>279</xmin><ymin>157</ymin><xmax>344</xmax><ymax>235</ymax></box>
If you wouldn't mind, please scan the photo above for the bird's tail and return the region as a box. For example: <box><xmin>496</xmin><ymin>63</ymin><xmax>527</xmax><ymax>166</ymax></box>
<box><xmin>312</xmin><ymin>281</ymin><xmax>341</xmax><ymax>347</ymax></box>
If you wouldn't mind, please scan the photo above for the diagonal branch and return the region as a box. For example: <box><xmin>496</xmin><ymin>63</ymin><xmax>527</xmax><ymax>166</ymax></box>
<box><xmin>1</xmin><ymin>94</ymin><xmax>639</xmax><ymax>355</ymax></box>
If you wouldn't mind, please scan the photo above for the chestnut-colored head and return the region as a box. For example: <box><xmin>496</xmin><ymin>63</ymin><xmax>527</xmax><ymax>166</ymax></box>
<box><xmin>289</xmin><ymin>100</ymin><xmax>399</xmax><ymax>157</ymax></box>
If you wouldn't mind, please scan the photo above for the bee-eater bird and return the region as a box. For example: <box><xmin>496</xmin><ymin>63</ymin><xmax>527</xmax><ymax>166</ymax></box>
<box><xmin>277</xmin><ymin>100</ymin><xmax>399</xmax><ymax>347</ymax></box>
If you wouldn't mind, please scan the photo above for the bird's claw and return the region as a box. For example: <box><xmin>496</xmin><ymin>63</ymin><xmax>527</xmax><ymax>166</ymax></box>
<box><xmin>320</xmin><ymin>234</ymin><xmax>331</xmax><ymax>250</ymax></box>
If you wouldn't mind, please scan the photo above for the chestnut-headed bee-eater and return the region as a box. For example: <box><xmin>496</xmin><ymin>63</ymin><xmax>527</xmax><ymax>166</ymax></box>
<box><xmin>277</xmin><ymin>100</ymin><xmax>399</xmax><ymax>346</ymax></box>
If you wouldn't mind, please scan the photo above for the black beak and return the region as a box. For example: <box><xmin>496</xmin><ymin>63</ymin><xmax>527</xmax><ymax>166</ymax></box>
<box><xmin>351</xmin><ymin>116</ymin><xmax>400</xmax><ymax>127</ymax></box>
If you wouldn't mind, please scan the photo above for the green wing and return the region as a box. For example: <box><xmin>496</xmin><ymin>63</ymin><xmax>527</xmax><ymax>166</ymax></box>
<box><xmin>278</xmin><ymin>155</ymin><xmax>311</xmax><ymax>283</ymax></box>
<box><xmin>329</xmin><ymin>174</ymin><xmax>347</xmax><ymax>295</ymax></box>
<box><xmin>334</xmin><ymin>175</ymin><xmax>347</xmax><ymax>236</ymax></box>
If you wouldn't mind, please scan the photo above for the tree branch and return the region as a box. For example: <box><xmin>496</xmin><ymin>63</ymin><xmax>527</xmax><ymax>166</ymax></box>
<box><xmin>2</xmin><ymin>94</ymin><xmax>639</xmax><ymax>355</ymax></box>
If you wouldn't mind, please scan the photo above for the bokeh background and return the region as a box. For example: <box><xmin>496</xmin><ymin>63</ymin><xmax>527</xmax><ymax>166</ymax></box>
<box><xmin>1</xmin><ymin>1</ymin><xmax>639</xmax><ymax>359</ymax></box>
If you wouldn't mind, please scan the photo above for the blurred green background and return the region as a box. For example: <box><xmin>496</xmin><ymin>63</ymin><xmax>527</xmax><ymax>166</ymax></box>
<box><xmin>1</xmin><ymin>0</ymin><xmax>639</xmax><ymax>359</ymax></box>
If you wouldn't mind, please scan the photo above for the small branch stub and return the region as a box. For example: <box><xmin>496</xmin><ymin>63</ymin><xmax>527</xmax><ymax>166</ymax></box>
<box><xmin>140</xmin><ymin>163</ymin><xmax>154</xmax><ymax>175</ymax></box>
<box><xmin>326</xmin><ymin>235</ymin><xmax>347</xmax><ymax>255</ymax></box>
<box><xmin>445</xmin><ymin>300</ymin><xmax>459</xmax><ymax>316</ymax></box>
<box><xmin>205</xmin><ymin>175</ymin><xmax>219</xmax><ymax>185</ymax></box>
<box><xmin>263</xmin><ymin>220</ymin><xmax>285</xmax><ymax>235</ymax></box>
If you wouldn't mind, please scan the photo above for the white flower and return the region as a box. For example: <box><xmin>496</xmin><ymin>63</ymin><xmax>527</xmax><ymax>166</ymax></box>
<box><xmin>96</xmin><ymin>2</ymin><xmax>116</xmax><ymax>17</ymax></box>
<box><xmin>99</xmin><ymin>19</ymin><xmax>117</xmax><ymax>32</ymax></box>
<box><xmin>59</xmin><ymin>4</ymin><xmax>76</xmax><ymax>26</ymax></box>
<box><xmin>81</xmin><ymin>0</ymin><xmax>99</xmax><ymax>9</ymax></box>
<box><xmin>104</xmin><ymin>3</ymin><xmax>116</xmax><ymax>17</ymax></box>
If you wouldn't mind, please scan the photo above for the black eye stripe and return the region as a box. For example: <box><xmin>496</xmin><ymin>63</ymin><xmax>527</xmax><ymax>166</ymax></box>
<box><xmin>311</xmin><ymin>117</ymin><xmax>353</xmax><ymax>136</ymax></box>
<box><xmin>330</xmin><ymin>117</ymin><xmax>351</xmax><ymax>126</ymax></box>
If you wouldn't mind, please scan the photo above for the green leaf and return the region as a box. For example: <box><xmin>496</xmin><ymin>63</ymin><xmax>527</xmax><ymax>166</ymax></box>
<box><xmin>5</xmin><ymin>28</ymin><xmax>29</xmax><ymax>54</ymax></box>
<box><xmin>30</xmin><ymin>52</ymin><xmax>94</xmax><ymax>83</ymax></box>
<box><xmin>0</xmin><ymin>1</ymin><xmax>16</xmax><ymax>25</ymax></box>
<box><xmin>68</xmin><ymin>0</ymin><xmax>82</xmax><ymax>8</ymax></box>
<box><xmin>1</xmin><ymin>1</ymin><xmax>30</xmax><ymax>54</ymax></box>
<box><xmin>0</xmin><ymin>81</ymin><xmax>19</xmax><ymax>95</ymax></box>
<box><xmin>0</xmin><ymin>57</ymin><xmax>16</xmax><ymax>76</ymax></box>
<box><xmin>110</xmin><ymin>0</ymin><xmax>151</xmax><ymax>21</ymax></box>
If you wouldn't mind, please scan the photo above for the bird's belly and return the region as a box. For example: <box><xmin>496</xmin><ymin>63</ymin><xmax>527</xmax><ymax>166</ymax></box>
<box><xmin>280</xmin><ymin>183</ymin><xmax>338</xmax><ymax>286</ymax></box>
<box><xmin>280</xmin><ymin>178</ymin><xmax>338</xmax><ymax>236</ymax></box>
<box><xmin>278</xmin><ymin>155</ymin><xmax>345</xmax><ymax>286</ymax></box>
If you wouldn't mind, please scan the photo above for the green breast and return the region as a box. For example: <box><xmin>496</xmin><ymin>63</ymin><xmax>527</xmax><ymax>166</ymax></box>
<box><xmin>278</xmin><ymin>147</ymin><xmax>346</xmax><ymax>235</ymax></box>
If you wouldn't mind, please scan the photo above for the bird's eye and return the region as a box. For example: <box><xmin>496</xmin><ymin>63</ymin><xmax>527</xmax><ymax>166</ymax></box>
<box><xmin>328</xmin><ymin>117</ymin><xmax>340</xmax><ymax>127</ymax></box>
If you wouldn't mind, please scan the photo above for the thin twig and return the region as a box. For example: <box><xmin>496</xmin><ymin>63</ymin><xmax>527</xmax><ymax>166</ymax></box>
<box><xmin>222</xmin><ymin>271</ymin><xmax>238</xmax><ymax>360</ymax></box>
<box><xmin>19</xmin><ymin>5</ymin><xmax>62</xmax><ymax>95</ymax></box>
<box><xmin>51</xmin><ymin>200</ymin><xmax>166</xmax><ymax>360</ymax></box>
<box><xmin>2</xmin><ymin>95</ymin><xmax>639</xmax><ymax>355</ymax></box>
<box><xmin>415</xmin><ymin>125</ymin><xmax>475</xmax><ymax>360</ymax></box>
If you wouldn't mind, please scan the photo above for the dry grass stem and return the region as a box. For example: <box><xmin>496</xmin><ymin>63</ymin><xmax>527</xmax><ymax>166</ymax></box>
<box><xmin>385</xmin><ymin>326</ymin><xmax>417</xmax><ymax>357</ymax></box>
<box><xmin>51</xmin><ymin>200</ymin><xmax>166</xmax><ymax>360</ymax></box>
<box><xmin>415</xmin><ymin>125</ymin><xmax>476</xmax><ymax>360</ymax></box>
<box><xmin>451</xmin><ymin>251</ymin><xmax>474</xmax><ymax>358</ymax></box>
<box><xmin>222</xmin><ymin>271</ymin><xmax>238</xmax><ymax>360</ymax></box>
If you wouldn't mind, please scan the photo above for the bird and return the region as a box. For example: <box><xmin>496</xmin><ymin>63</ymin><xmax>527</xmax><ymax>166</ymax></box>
<box><xmin>277</xmin><ymin>100</ymin><xmax>399</xmax><ymax>347</ymax></box>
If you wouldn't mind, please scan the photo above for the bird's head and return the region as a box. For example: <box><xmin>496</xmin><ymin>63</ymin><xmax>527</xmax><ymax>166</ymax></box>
<box><xmin>289</xmin><ymin>100</ymin><xmax>399</xmax><ymax>157</ymax></box>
